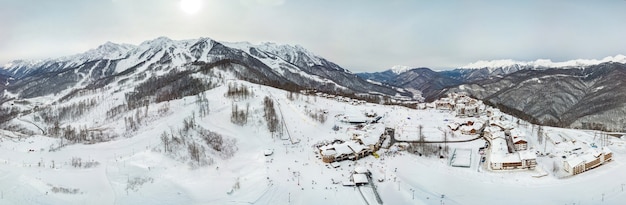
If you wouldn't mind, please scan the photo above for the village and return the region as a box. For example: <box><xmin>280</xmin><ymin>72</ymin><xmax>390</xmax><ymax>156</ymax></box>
<box><xmin>310</xmin><ymin>92</ymin><xmax>616</xmax><ymax>191</ymax></box>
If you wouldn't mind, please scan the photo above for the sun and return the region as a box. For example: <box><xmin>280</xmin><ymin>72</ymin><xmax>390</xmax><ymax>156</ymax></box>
<box><xmin>180</xmin><ymin>0</ymin><xmax>202</xmax><ymax>15</ymax></box>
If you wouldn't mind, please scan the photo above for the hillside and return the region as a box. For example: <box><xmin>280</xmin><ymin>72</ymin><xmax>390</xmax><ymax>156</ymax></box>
<box><xmin>1</xmin><ymin>79</ymin><xmax>626</xmax><ymax>204</ymax></box>
<box><xmin>446</xmin><ymin>62</ymin><xmax>626</xmax><ymax>131</ymax></box>
<box><xmin>358</xmin><ymin>58</ymin><xmax>626</xmax><ymax>131</ymax></box>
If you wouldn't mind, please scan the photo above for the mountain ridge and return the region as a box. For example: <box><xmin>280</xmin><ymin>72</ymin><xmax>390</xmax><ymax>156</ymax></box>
<box><xmin>1</xmin><ymin>37</ymin><xmax>411</xmax><ymax>102</ymax></box>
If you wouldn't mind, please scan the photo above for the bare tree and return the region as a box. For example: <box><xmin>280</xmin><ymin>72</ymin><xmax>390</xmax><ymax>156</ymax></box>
<box><xmin>537</xmin><ymin>125</ymin><xmax>544</xmax><ymax>145</ymax></box>
<box><xmin>161</xmin><ymin>132</ymin><xmax>170</xmax><ymax>153</ymax></box>
<box><xmin>418</xmin><ymin>125</ymin><xmax>425</xmax><ymax>155</ymax></box>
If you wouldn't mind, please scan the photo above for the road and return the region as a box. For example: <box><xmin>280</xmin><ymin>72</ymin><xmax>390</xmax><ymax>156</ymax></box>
<box><xmin>17</xmin><ymin>118</ymin><xmax>46</xmax><ymax>135</ymax></box>
<box><xmin>394</xmin><ymin>134</ymin><xmax>483</xmax><ymax>144</ymax></box>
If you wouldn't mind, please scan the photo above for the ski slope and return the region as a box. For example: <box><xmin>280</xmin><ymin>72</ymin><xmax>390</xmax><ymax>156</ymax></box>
<box><xmin>1</xmin><ymin>80</ymin><xmax>626</xmax><ymax>205</ymax></box>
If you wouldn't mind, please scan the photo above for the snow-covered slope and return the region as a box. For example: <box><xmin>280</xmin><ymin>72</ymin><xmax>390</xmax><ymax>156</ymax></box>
<box><xmin>1</xmin><ymin>78</ymin><xmax>626</xmax><ymax>204</ymax></box>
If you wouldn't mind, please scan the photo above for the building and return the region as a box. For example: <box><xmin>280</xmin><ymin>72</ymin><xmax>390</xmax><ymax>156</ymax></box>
<box><xmin>518</xmin><ymin>150</ymin><xmax>537</xmax><ymax>169</ymax></box>
<box><xmin>460</xmin><ymin>126</ymin><xmax>477</xmax><ymax>135</ymax></box>
<box><xmin>563</xmin><ymin>147</ymin><xmax>613</xmax><ymax>175</ymax></box>
<box><xmin>435</xmin><ymin>98</ymin><xmax>454</xmax><ymax>110</ymax></box>
<box><xmin>512</xmin><ymin>137</ymin><xmax>528</xmax><ymax>151</ymax></box>
<box><xmin>488</xmin><ymin>135</ymin><xmax>537</xmax><ymax>170</ymax></box>
<box><xmin>455</xmin><ymin>104</ymin><xmax>479</xmax><ymax>117</ymax></box>
<box><xmin>318</xmin><ymin>129</ymin><xmax>385</xmax><ymax>163</ymax></box>
<box><xmin>509</xmin><ymin>129</ymin><xmax>528</xmax><ymax>151</ymax></box>
<box><xmin>352</xmin><ymin>174</ymin><xmax>369</xmax><ymax>186</ymax></box>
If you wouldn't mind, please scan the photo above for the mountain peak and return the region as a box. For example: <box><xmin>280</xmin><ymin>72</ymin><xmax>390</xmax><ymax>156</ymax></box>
<box><xmin>390</xmin><ymin>65</ymin><xmax>412</xmax><ymax>74</ymax></box>
<box><xmin>81</xmin><ymin>41</ymin><xmax>136</xmax><ymax>60</ymax></box>
<box><xmin>139</xmin><ymin>36</ymin><xmax>176</xmax><ymax>48</ymax></box>
<box><xmin>461</xmin><ymin>55</ymin><xmax>626</xmax><ymax>69</ymax></box>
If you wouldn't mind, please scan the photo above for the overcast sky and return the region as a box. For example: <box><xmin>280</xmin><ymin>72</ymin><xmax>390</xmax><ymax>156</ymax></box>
<box><xmin>1</xmin><ymin>0</ymin><xmax>626</xmax><ymax>72</ymax></box>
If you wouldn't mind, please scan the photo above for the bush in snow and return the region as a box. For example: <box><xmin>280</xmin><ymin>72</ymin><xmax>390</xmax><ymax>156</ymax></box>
<box><xmin>70</xmin><ymin>157</ymin><xmax>100</xmax><ymax>168</ymax></box>
<box><xmin>126</xmin><ymin>176</ymin><xmax>154</xmax><ymax>192</ymax></box>
<box><xmin>49</xmin><ymin>185</ymin><xmax>80</xmax><ymax>194</ymax></box>
<box><xmin>230</xmin><ymin>103</ymin><xmax>249</xmax><ymax>126</ymax></box>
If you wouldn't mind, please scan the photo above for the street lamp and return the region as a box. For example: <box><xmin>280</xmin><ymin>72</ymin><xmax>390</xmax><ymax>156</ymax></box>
<box><xmin>410</xmin><ymin>188</ymin><xmax>415</xmax><ymax>200</ymax></box>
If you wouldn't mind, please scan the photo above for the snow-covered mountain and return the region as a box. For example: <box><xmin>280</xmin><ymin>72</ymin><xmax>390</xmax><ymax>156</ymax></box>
<box><xmin>390</xmin><ymin>65</ymin><xmax>412</xmax><ymax>74</ymax></box>
<box><xmin>461</xmin><ymin>55</ymin><xmax>626</xmax><ymax>70</ymax></box>
<box><xmin>1</xmin><ymin>37</ymin><xmax>409</xmax><ymax>102</ymax></box>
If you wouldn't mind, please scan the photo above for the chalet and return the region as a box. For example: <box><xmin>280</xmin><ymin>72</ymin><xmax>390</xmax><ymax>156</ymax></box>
<box><xmin>447</xmin><ymin>122</ymin><xmax>460</xmax><ymax>131</ymax></box>
<box><xmin>490</xmin><ymin>120</ymin><xmax>515</xmax><ymax>131</ymax></box>
<box><xmin>512</xmin><ymin>137</ymin><xmax>528</xmax><ymax>151</ymax></box>
<box><xmin>483</xmin><ymin>127</ymin><xmax>505</xmax><ymax>140</ymax></box>
<box><xmin>455</xmin><ymin>104</ymin><xmax>479</xmax><ymax>117</ymax></box>
<box><xmin>460</xmin><ymin>126</ymin><xmax>477</xmax><ymax>135</ymax></box>
<box><xmin>435</xmin><ymin>98</ymin><xmax>455</xmax><ymax>110</ymax></box>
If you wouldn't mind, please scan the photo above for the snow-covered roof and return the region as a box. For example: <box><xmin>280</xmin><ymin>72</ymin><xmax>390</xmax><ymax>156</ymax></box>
<box><xmin>349</xmin><ymin>130</ymin><xmax>367</xmax><ymax>138</ymax></box>
<box><xmin>472</xmin><ymin>122</ymin><xmax>484</xmax><ymax>130</ymax></box>
<box><xmin>512</xmin><ymin>136</ymin><xmax>527</xmax><ymax>144</ymax></box>
<box><xmin>448</xmin><ymin>123</ymin><xmax>460</xmax><ymax>130</ymax></box>
<box><xmin>459</xmin><ymin>125</ymin><xmax>475</xmax><ymax>132</ymax></box>
<box><xmin>602</xmin><ymin>147</ymin><xmax>612</xmax><ymax>154</ymax></box>
<box><xmin>491</xmin><ymin>120</ymin><xmax>514</xmax><ymax>130</ymax></box>
<box><xmin>353</xmin><ymin>174</ymin><xmax>368</xmax><ymax>184</ymax></box>
<box><xmin>491</xmin><ymin>137</ymin><xmax>509</xmax><ymax>155</ymax></box>
<box><xmin>518</xmin><ymin>150</ymin><xmax>536</xmax><ymax>160</ymax></box>
<box><xmin>491</xmin><ymin>153</ymin><xmax>521</xmax><ymax>164</ymax></box>
<box><xmin>565</xmin><ymin>157</ymin><xmax>585</xmax><ymax>167</ymax></box>
<box><xmin>342</xmin><ymin>115</ymin><xmax>368</xmax><ymax>123</ymax></box>
<box><xmin>354</xmin><ymin>166</ymin><xmax>369</xmax><ymax>174</ymax></box>
<box><xmin>484</xmin><ymin>126</ymin><xmax>501</xmax><ymax>134</ymax></box>
<box><xmin>580</xmin><ymin>153</ymin><xmax>598</xmax><ymax>162</ymax></box>
<box><xmin>348</xmin><ymin>142</ymin><xmax>368</xmax><ymax>153</ymax></box>
<box><xmin>321</xmin><ymin>149</ymin><xmax>337</xmax><ymax>156</ymax></box>
<box><xmin>488</xmin><ymin>131</ymin><xmax>506</xmax><ymax>140</ymax></box>
<box><xmin>357</xmin><ymin>135</ymin><xmax>379</xmax><ymax>146</ymax></box>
